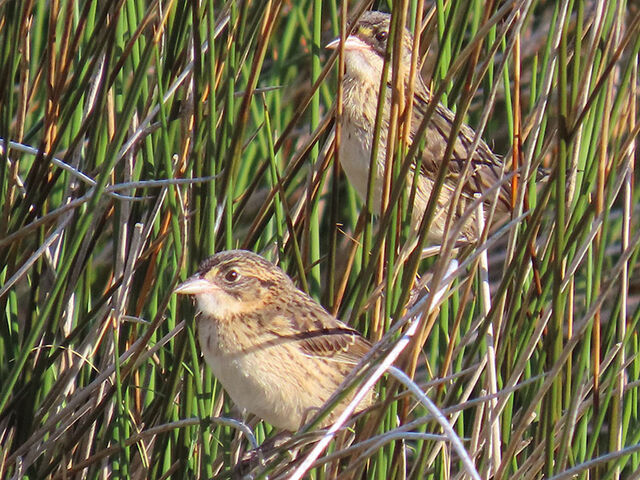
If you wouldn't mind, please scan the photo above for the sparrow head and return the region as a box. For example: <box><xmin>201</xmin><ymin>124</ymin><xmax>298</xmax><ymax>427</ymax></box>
<box><xmin>326</xmin><ymin>11</ymin><xmax>414</xmax><ymax>82</ymax></box>
<box><xmin>175</xmin><ymin>250</ymin><xmax>293</xmax><ymax>320</ymax></box>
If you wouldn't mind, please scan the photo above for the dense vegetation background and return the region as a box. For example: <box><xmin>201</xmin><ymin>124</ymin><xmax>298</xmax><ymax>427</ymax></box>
<box><xmin>0</xmin><ymin>0</ymin><xmax>638</xmax><ymax>478</ymax></box>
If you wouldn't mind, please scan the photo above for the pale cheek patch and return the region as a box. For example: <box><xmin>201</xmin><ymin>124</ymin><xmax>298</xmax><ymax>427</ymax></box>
<box><xmin>195</xmin><ymin>290</ymin><xmax>245</xmax><ymax>320</ymax></box>
<box><xmin>345</xmin><ymin>49</ymin><xmax>383</xmax><ymax>83</ymax></box>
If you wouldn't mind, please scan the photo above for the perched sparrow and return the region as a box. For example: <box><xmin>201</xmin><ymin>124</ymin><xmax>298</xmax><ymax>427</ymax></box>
<box><xmin>327</xmin><ymin>11</ymin><xmax>514</xmax><ymax>244</ymax></box>
<box><xmin>174</xmin><ymin>250</ymin><xmax>373</xmax><ymax>431</ymax></box>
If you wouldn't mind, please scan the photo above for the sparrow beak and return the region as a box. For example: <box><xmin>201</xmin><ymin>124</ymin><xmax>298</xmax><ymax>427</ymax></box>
<box><xmin>326</xmin><ymin>35</ymin><xmax>369</xmax><ymax>51</ymax></box>
<box><xmin>174</xmin><ymin>277</ymin><xmax>215</xmax><ymax>295</ymax></box>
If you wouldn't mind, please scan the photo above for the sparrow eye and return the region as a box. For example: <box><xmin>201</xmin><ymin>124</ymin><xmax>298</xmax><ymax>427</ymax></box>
<box><xmin>375</xmin><ymin>31</ymin><xmax>387</xmax><ymax>42</ymax></box>
<box><xmin>224</xmin><ymin>269</ymin><xmax>239</xmax><ymax>283</ymax></box>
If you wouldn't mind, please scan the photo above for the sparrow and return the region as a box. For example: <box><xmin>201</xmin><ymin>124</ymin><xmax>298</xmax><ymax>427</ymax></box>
<box><xmin>174</xmin><ymin>249</ymin><xmax>373</xmax><ymax>431</ymax></box>
<box><xmin>327</xmin><ymin>11</ymin><xmax>515</xmax><ymax>244</ymax></box>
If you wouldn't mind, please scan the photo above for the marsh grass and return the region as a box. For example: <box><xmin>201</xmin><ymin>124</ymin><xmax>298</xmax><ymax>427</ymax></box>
<box><xmin>0</xmin><ymin>0</ymin><xmax>638</xmax><ymax>478</ymax></box>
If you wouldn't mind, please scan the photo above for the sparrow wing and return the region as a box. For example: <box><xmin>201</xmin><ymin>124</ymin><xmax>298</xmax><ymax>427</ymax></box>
<box><xmin>410</xmin><ymin>88</ymin><xmax>513</xmax><ymax>212</ymax></box>
<box><xmin>295</xmin><ymin>325</ymin><xmax>371</xmax><ymax>364</ymax></box>
<box><xmin>265</xmin><ymin>292</ymin><xmax>371</xmax><ymax>364</ymax></box>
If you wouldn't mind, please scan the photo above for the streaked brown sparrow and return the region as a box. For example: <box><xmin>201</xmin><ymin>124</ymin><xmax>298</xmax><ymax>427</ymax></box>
<box><xmin>175</xmin><ymin>249</ymin><xmax>373</xmax><ymax>431</ymax></box>
<box><xmin>328</xmin><ymin>11</ymin><xmax>515</xmax><ymax>244</ymax></box>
